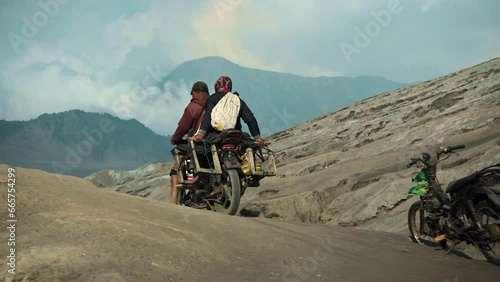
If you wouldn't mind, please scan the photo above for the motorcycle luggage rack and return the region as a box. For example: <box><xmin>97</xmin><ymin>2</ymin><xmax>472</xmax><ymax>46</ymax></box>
<box><xmin>244</xmin><ymin>146</ymin><xmax>277</xmax><ymax>177</ymax></box>
<box><xmin>173</xmin><ymin>138</ymin><xmax>277</xmax><ymax>188</ymax></box>
<box><xmin>188</xmin><ymin>138</ymin><xmax>223</xmax><ymax>175</ymax></box>
<box><xmin>172</xmin><ymin>141</ymin><xmax>222</xmax><ymax>189</ymax></box>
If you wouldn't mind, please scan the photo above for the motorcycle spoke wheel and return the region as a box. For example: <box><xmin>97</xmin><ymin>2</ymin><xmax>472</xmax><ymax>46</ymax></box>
<box><xmin>408</xmin><ymin>201</ymin><xmax>441</xmax><ymax>245</ymax></box>
<box><xmin>476</xmin><ymin>200</ymin><xmax>500</xmax><ymax>266</ymax></box>
<box><xmin>214</xmin><ymin>170</ymin><xmax>241</xmax><ymax>215</ymax></box>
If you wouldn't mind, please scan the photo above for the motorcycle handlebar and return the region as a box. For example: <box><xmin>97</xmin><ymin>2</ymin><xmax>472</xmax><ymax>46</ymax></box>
<box><xmin>441</xmin><ymin>144</ymin><xmax>466</xmax><ymax>154</ymax></box>
<box><xmin>407</xmin><ymin>144</ymin><xmax>466</xmax><ymax>168</ymax></box>
<box><xmin>448</xmin><ymin>144</ymin><xmax>465</xmax><ymax>151</ymax></box>
<box><xmin>407</xmin><ymin>158</ymin><xmax>418</xmax><ymax>168</ymax></box>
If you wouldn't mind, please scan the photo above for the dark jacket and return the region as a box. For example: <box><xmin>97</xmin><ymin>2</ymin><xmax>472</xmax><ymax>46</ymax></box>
<box><xmin>170</xmin><ymin>92</ymin><xmax>210</xmax><ymax>144</ymax></box>
<box><xmin>198</xmin><ymin>92</ymin><xmax>261</xmax><ymax>139</ymax></box>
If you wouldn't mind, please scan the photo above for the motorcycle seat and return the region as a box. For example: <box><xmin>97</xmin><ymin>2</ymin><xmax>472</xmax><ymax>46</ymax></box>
<box><xmin>206</xmin><ymin>129</ymin><xmax>252</xmax><ymax>145</ymax></box>
<box><xmin>490</xmin><ymin>184</ymin><xmax>500</xmax><ymax>194</ymax></box>
<box><xmin>446</xmin><ymin>174</ymin><xmax>477</xmax><ymax>194</ymax></box>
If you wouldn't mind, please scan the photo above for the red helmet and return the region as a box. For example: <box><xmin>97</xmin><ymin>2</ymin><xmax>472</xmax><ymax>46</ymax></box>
<box><xmin>214</xmin><ymin>76</ymin><xmax>232</xmax><ymax>93</ymax></box>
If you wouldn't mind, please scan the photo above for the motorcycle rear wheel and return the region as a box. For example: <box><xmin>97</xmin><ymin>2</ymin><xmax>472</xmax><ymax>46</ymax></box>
<box><xmin>476</xmin><ymin>200</ymin><xmax>500</xmax><ymax>266</ymax></box>
<box><xmin>214</xmin><ymin>169</ymin><xmax>241</xmax><ymax>215</ymax></box>
<box><xmin>408</xmin><ymin>200</ymin><xmax>445</xmax><ymax>246</ymax></box>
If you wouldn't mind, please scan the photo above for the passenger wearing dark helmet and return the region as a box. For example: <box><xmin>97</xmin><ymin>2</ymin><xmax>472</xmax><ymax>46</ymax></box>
<box><xmin>169</xmin><ymin>81</ymin><xmax>210</xmax><ymax>204</ymax></box>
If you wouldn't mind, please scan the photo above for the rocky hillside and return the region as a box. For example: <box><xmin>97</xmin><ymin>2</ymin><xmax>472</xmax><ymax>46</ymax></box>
<box><xmin>240</xmin><ymin>57</ymin><xmax>499</xmax><ymax>232</ymax></box>
<box><xmin>87</xmin><ymin>57</ymin><xmax>500</xmax><ymax>236</ymax></box>
<box><xmin>0</xmin><ymin>110</ymin><xmax>174</xmax><ymax>177</ymax></box>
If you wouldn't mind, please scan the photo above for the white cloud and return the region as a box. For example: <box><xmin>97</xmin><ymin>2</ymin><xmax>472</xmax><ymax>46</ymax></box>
<box><xmin>0</xmin><ymin>1</ymin><xmax>200</xmax><ymax>135</ymax></box>
<box><xmin>0</xmin><ymin>40</ymin><xmax>191</xmax><ymax>135</ymax></box>
<box><xmin>11</xmin><ymin>44</ymin><xmax>92</xmax><ymax>75</ymax></box>
<box><xmin>104</xmin><ymin>11</ymin><xmax>161</xmax><ymax>64</ymax></box>
<box><xmin>185</xmin><ymin>0</ymin><xmax>356</xmax><ymax>76</ymax></box>
<box><xmin>187</xmin><ymin>0</ymin><xmax>284</xmax><ymax>72</ymax></box>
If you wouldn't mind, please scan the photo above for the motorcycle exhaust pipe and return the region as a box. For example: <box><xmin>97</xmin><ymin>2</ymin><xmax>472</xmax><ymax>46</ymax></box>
<box><xmin>466</xmin><ymin>200</ymin><xmax>483</xmax><ymax>231</ymax></box>
<box><xmin>488</xmin><ymin>225</ymin><xmax>500</xmax><ymax>241</ymax></box>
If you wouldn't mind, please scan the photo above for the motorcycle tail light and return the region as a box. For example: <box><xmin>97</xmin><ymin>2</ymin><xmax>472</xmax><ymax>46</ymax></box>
<box><xmin>222</xmin><ymin>144</ymin><xmax>236</xmax><ymax>150</ymax></box>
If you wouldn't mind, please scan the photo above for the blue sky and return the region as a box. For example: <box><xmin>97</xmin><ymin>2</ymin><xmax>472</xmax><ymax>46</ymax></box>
<box><xmin>0</xmin><ymin>0</ymin><xmax>499</xmax><ymax>135</ymax></box>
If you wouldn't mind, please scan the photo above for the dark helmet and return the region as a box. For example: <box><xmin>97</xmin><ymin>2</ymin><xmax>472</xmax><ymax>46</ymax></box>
<box><xmin>191</xmin><ymin>81</ymin><xmax>209</xmax><ymax>95</ymax></box>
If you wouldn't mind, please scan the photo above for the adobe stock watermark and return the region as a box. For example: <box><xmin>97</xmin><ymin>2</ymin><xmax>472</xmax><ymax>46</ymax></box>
<box><xmin>260</xmin><ymin>106</ymin><xmax>297</xmax><ymax>138</ymax></box>
<box><xmin>7</xmin><ymin>0</ymin><xmax>72</xmax><ymax>54</ymax></box>
<box><xmin>213</xmin><ymin>0</ymin><xmax>247</xmax><ymax>22</ymax></box>
<box><xmin>51</xmin><ymin>118</ymin><xmax>116</xmax><ymax>181</ymax></box>
<box><xmin>282</xmin><ymin>234</ymin><xmax>337</xmax><ymax>281</ymax></box>
<box><xmin>340</xmin><ymin>0</ymin><xmax>411</xmax><ymax>63</ymax></box>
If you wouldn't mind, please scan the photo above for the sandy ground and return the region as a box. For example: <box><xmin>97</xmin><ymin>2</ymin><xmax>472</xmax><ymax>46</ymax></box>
<box><xmin>0</xmin><ymin>165</ymin><xmax>499</xmax><ymax>282</ymax></box>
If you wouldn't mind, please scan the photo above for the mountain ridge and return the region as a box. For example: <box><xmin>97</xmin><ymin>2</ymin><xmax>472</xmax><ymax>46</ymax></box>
<box><xmin>0</xmin><ymin>109</ymin><xmax>174</xmax><ymax>177</ymax></box>
<box><xmin>160</xmin><ymin>56</ymin><xmax>408</xmax><ymax>135</ymax></box>
<box><xmin>171</xmin><ymin>56</ymin><xmax>406</xmax><ymax>81</ymax></box>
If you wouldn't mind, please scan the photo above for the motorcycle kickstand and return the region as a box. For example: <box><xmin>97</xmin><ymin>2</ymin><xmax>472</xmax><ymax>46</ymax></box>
<box><xmin>204</xmin><ymin>199</ymin><xmax>217</xmax><ymax>211</ymax></box>
<box><xmin>446</xmin><ymin>241</ymin><xmax>461</xmax><ymax>255</ymax></box>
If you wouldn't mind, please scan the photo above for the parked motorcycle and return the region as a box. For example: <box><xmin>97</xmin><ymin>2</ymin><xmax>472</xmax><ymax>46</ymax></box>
<box><xmin>404</xmin><ymin>145</ymin><xmax>500</xmax><ymax>265</ymax></box>
<box><xmin>172</xmin><ymin>129</ymin><xmax>277</xmax><ymax>215</ymax></box>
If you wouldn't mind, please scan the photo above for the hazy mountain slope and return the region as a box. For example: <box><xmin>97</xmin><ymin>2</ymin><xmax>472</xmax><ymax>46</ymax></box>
<box><xmin>161</xmin><ymin>56</ymin><xmax>408</xmax><ymax>135</ymax></box>
<box><xmin>1</xmin><ymin>164</ymin><xmax>499</xmax><ymax>281</ymax></box>
<box><xmin>0</xmin><ymin>110</ymin><xmax>174</xmax><ymax>177</ymax></box>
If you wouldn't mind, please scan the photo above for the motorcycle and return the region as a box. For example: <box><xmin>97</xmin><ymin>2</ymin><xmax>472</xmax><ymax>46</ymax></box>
<box><xmin>172</xmin><ymin>129</ymin><xmax>277</xmax><ymax>215</ymax></box>
<box><xmin>404</xmin><ymin>145</ymin><xmax>500</xmax><ymax>266</ymax></box>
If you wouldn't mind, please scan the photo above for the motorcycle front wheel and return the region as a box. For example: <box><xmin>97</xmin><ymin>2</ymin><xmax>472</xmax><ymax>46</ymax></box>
<box><xmin>476</xmin><ymin>200</ymin><xmax>500</xmax><ymax>266</ymax></box>
<box><xmin>214</xmin><ymin>169</ymin><xmax>241</xmax><ymax>215</ymax></box>
<box><xmin>408</xmin><ymin>200</ymin><xmax>444</xmax><ymax>247</ymax></box>
<box><xmin>176</xmin><ymin>189</ymin><xmax>187</xmax><ymax>205</ymax></box>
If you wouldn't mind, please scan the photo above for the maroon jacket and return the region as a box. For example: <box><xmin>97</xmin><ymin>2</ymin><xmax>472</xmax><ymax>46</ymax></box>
<box><xmin>170</xmin><ymin>92</ymin><xmax>210</xmax><ymax>144</ymax></box>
